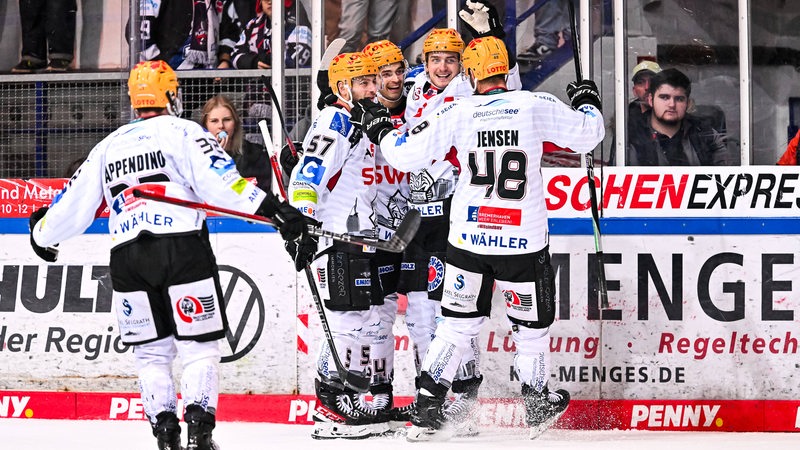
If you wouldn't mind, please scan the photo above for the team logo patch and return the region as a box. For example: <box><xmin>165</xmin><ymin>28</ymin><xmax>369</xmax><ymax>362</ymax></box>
<box><xmin>330</xmin><ymin>112</ymin><xmax>352</xmax><ymax>137</ymax></box>
<box><xmin>428</xmin><ymin>256</ymin><xmax>445</xmax><ymax>292</ymax></box>
<box><xmin>296</xmin><ymin>156</ymin><xmax>326</xmax><ymax>185</ymax></box>
<box><xmin>503</xmin><ymin>290</ymin><xmax>533</xmax><ymax>312</ymax></box>
<box><xmin>176</xmin><ymin>295</ymin><xmax>217</xmax><ymax>323</ymax></box>
<box><xmin>453</xmin><ymin>274</ymin><xmax>465</xmax><ymax>290</ymax></box>
<box><xmin>209</xmin><ymin>155</ymin><xmax>236</xmax><ymax>175</ymax></box>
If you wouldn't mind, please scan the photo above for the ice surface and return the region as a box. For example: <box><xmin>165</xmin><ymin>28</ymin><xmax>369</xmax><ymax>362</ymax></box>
<box><xmin>2</xmin><ymin>419</ymin><xmax>798</xmax><ymax>450</ymax></box>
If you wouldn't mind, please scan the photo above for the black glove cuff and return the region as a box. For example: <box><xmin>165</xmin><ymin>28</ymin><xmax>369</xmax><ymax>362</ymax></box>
<box><xmin>256</xmin><ymin>192</ymin><xmax>281</xmax><ymax>219</ymax></box>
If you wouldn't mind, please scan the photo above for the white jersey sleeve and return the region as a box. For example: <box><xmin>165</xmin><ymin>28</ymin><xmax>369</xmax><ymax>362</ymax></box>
<box><xmin>289</xmin><ymin>106</ymin><xmax>378</xmax><ymax>237</ymax></box>
<box><xmin>382</xmin><ymin>89</ymin><xmax>605</xmax><ymax>255</ymax></box>
<box><xmin>34</xmin><ymin>115</ymin><xmax>266</xmax><ymax>249</ymax></box>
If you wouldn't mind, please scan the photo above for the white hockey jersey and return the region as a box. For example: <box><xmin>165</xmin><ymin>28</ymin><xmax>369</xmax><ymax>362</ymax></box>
<box><xmin>402</xmin><ymin>65</ymin><xmax>522</xmax><ymax>218</ymax></box>
<box><xmin>289</xmin><ymin>105</ymin><xmax>378</xmax><ymax>239</ymax></box>
<box><xmin>373</xmin><ymin>101</ymin><xmax>410</xmax><ymax>241</ymax></box>
<box><xmin>381</xmin><ymin>89</ymin><xmax>605</xmax><ymax>255</ymax></box>
<box><xmin>33</xmin><ymin>115</ymin><xmax>266</xmax><ymax>249</ymax></box>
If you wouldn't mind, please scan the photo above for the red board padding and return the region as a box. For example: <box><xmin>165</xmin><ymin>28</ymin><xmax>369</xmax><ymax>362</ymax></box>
<box><xmin>1</xmin><ymin>391</ymin><xmax>799</xmax><ymax>432</ymax></box>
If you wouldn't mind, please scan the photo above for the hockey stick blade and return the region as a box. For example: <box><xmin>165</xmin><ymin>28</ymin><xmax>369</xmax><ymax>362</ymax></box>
<box><xmin>321</xmin><ymin>38</ymin><xmax>346</xmax><ymax>69</ymax></box>
<box><xmin>387</xmin><ymin>208</ymin><xmax>420</xmax><ymax>252</ymax></box>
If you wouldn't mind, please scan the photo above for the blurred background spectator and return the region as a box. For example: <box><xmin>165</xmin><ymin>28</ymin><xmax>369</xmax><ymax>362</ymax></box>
<box><xmin>338</xmin><ymin>0</ymin><xmax>398</xmax><ymax>52</ymax></box>
<box><xmin>12</xmin><ymin>0</ymin><xmax>77</xmax><ymax>73</ymax></box>
<box><xmin>231</xmin><ymin>0</ymin><xmax>312</xmax><ymax>69</ymax></box>
<box><xmin>137</xmin><ymin>0</ymin><xmax>219</xmax><ymax>70</ymax></box>
<box><xmin>627</xmin><ymin>68</ymin><xmax>729</xmax><ymax>166</ymax></box>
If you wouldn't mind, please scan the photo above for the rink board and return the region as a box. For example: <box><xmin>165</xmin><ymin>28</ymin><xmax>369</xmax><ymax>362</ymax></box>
<box><xmin>1</xmin><ymin>390</ymin><xmax>800</xmax><ymax>432</ymax></box>
<box><xmin>1</xmin><ymin>167</ymin><xmax>800</xmax><ymax>431</ymax></box>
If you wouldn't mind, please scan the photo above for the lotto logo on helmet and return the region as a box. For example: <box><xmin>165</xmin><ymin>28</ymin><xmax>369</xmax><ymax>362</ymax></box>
<box><xmin>428</xmin><ymin>256</ymin><xmax>445</xmax><ymax>292</ymax></box>
<box><xmin>175</xmin><ymin>295</ymin><xmax>216</xmax><ymax>323</ymax></box>
<box><xmin>423</xmin><ymin>28</ymin><xmax>465</xmax><ymax>55</ymax></box>
<box><xmin>363</xmin><ymin>40</ymin><xmax>404</xmax><ymax>68</ymax></box>
<box><xmin>328</xmin><ymin>52</ymin><xmax>378</xmax><ymax>92</ymax></box>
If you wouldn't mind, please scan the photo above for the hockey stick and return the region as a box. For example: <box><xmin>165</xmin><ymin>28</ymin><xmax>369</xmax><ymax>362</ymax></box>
<box><xmin>259</xmin><ymin>38</ymin><xmax>346</xmax><ymax>158</ymax></box>
<box><xmin>261</xmin><ymin>75</ymin><xmax>298</xmax><ymax>157</ymax></box>
<box><xmin>130</xmin><ymin>187</ymin><xmax>420</xmax><ymax>253</ymax></box>
<box><xmin>258</xmin><ymin>119</ymin><xmax>289</xmax><ymax>199</ymax></box>
<box><xmin>261</xmin><ymin>135</ymin><xmax>372</xmax><ymax>394</ymax></box>
<box><xmin>568</xmin><ymin>0</ymin><xmax>608</xmax><ymax>309</ymax></box>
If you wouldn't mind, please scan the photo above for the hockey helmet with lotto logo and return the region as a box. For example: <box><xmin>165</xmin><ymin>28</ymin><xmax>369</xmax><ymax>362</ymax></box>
<box><xmin>422</xmin><ymin>28</ymin><xmax>465</xmax><ymax>56</ymax></box>
<box><xmin>462</xmin><ymin>36</ymin><xmax>509</xmax><ymax>81</ymax></box>
<box><xmin>363</xmin><ymin>40</ymin><xmax>405</xmax><ymax>69</ymax></box>
<box><xmin>328</xmin><ymin>52</ymin><xmax>379</xmax><ymax>93</ymax></box>
<box><xmin>128</xmin><ymin>60</ymin><xmax>182</xmax><ymax>116</ymax></box>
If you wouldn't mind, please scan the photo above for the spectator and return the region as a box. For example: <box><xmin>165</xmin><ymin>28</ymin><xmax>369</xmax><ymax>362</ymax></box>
<box><xmin>218</xmin><ymin>0</ymin><xmax>259</xmax><ymax>69</ymax></box>
<box><xmin>232</xmin><ymin>0</ymin><xmax>312</xmax><ymax>69</ymax></box>
<box><xmin>337</xmin><ymin>0</ymin><xmax>398</xmax><ymax>53</ymax></box>
<box><xmin>776</xmin><ymin>129</ymin><xmax>800</xmax><ymax>165</ymax></box>
<box><xmin>201</xmin><ymin>95</ymin><xmax>272</xmax><ymax>192</ymax></box>
<box><xmin>12</xmin><ymin>0</ymin><xmax>77</xmax><ymax>73</ymax></box>
<box><xmin>138</xmin><ymin>0</ymin><xmax>220</xmax><ymax>70</ymax></box>
<box><xmin>629</xmin><ymin>60</ymin><xmax>661</xmax><ymax>128</ymax></box>
<box><xmin>627</xmin><ymin>68</ymin><xmax>729</xmax><ymax>166</ymax></box>
<box><xmin>518</xmin><ymin>0</ymin><xmax>569</xmax><ymax>61</ymax></box>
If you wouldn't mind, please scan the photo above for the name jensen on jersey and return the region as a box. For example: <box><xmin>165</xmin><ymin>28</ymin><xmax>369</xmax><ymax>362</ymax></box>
<box><xmin>477</xmin><ymin>129</ymin><xmax>519</xmax><ymax>148</ymax></box>
<box><xmin>104</xmin><ymin>150</ymin><xmax>166</xmax><ymax>182</ymax></box>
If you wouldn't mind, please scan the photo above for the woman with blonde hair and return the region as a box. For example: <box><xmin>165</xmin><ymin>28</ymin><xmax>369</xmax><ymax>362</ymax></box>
<box><xmin>201</xmin><ymin>95</ymin><xmax>272</xmax><ymax>191</ymax></box>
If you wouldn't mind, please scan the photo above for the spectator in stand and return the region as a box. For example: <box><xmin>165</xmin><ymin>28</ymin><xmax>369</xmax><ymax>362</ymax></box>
<box><xmin>629</xmin><ymin>60</ymin><xmax>661</xmax><ymax>127</ymax></box>
<box><xmin>12</xmin><ymin>0</ymin><xmax>77</xmax><ymax>73</ymax></box>
<box><xmin>776</xmin><ymin>129</ymin><xmax>800</xmax><ymax>165</ymax></box>
<box><xmin>231</xmin><ymin>0</ymin><xmax>312</xmax><ymax>69</ymax></box>
<box><xmin>337</xmin><ymin>0</ymin><xmax>398</xmax><ymax>53</ymax></box>
<box><xmin>627</xmin><ymin>68</ymin><xmax>729</xmax><ymax>166</ymax></box>
<box><xmin>201</xmin><ymin>95</ymin><xmax>272</xmax><ymax>192</ymax></box>
<box><xmin>218</xmin><ymin>0</ymin><xmax>258</xmax><ymax>69</ymax></box>
<box><xmin>137</xmin><ymin>0</ymin><xmax>220</xmax><ymax>70</ymax></box>
<box><xmin>518</xmin><ymin>0</ymin><xmax>570</xmax><ymax>62</ymax></box>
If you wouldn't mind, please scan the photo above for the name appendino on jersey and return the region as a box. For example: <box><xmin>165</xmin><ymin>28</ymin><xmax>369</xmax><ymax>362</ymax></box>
<box><xmin>104</xmin><ymin>150</ymin><xmax>167</xmax><ymax>182</ymax></box>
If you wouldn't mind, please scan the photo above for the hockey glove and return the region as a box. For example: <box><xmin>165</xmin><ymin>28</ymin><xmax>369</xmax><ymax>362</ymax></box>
<box><xmin>293</xmin><ymin>232</ymin><xmax>319</xmax><ymax>272</ymax></box>
<box><xmin>280</xmin><ymin>141</ymin><xmax>302</xmax><ymax>178</ymax></box>
<box><xmin>459</xmin><ymin>0</ymin><xmax>505</xmax><ymax>39</ymax></box>
<box><xmin>566</xmin><ymin>79</ymin><xmax>602</xmax><ymax>112</ymax></box>
<box><xmin>256</xmin><ymin>193</ymin><xmax>307</xmax><ymax>241</ymax></box>
<box><xmin>316</xmin><ymin>70</ymin><xmax>338</xmax><ymax>110</ymax></box>
<box><xmin>29</xmin><ymin>207</ymin><xmax>58</xmax><ymax>262</ymax></box>
<box><xmin>350</xmin><ymin>99</ymin><xmax>394</xmax><ymax>145</ymax></box>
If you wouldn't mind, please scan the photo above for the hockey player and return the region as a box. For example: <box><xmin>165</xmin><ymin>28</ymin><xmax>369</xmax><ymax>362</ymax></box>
<box><xmin>28</xmin><ymin>60</ymin><xmax>311</xmax><ymax>450</ymax></box>
<box><xmin>386</xmin><ymin>0</ymin><xmax>520</xmax><ymax>432</ymax></box>
<box><xmin>351</xmin><ymin>36</ymin><xmax>605</xmax><ymax>440</ymax></box>
<box><xmin>360</xmin><ymin>39</ymin><xmax>413</xmax><ymax>425</ymax></box>
<box><xmin>287</xmin><ymin>52</ymin><xmax>389</xmax><ymax>439</ymax></box>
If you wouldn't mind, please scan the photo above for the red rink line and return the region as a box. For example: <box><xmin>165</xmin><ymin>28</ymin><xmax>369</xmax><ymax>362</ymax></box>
<box><xmin>0</xmin><ymin>391</ymin><xmax>799</xmax><ymax>432</ymax></box>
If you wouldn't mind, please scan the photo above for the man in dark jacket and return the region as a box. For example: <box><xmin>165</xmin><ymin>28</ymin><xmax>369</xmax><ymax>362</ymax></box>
<box><xmin>627</xmin><ymin>68</ymin><xmax>729</xmax><ymax>166</ymax></box>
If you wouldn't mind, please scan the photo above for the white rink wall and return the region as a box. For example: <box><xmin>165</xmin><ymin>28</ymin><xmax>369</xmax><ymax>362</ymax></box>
<box><xmin>2</xmin><ymin>166</ymin><xmax>800</xmax><ymax>404</ymax></box>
